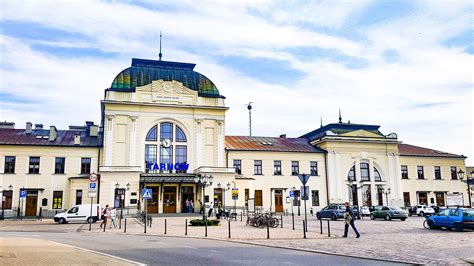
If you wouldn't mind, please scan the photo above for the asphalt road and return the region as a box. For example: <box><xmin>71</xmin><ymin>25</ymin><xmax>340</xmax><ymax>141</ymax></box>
<box><xmin>0</xmin><ymin>231</ymin><xmax>404</xmax><ymax>265</ymax></box>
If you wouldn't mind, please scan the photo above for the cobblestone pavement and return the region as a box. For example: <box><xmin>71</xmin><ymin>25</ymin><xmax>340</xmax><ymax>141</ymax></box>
<box><xmin>76</xmin><ymin>214</ymin><xmax>473</xmax><ymax>265</ymax></box>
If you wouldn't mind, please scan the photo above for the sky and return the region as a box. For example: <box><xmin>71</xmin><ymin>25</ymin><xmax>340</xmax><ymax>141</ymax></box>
<box><xmin>0</xmin><ymin>0</ymin><xmax>473</xmax><ymax>164</ymax></box>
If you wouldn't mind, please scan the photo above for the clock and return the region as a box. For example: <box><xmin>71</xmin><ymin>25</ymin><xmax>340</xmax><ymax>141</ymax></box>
<box><xmin>161</xmin><ymin>139</ymin><xmax>171</xmax><ymax>148</ymax></box>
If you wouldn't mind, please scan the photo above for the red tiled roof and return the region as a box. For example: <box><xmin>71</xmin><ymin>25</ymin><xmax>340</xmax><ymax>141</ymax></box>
<box><xmin>0</xmin><ymin>129</ymin><xmax>101</xmax><ymax>147</ymax></box>
<box><xmin>398</xmin><ymin>144</ymin><xmax>465</xmax><ymax>158</ymax></box>
<box><xmin>225</xmin><ymin>136</ymin><xmax>325</xmax><ymax>153</ymax></box>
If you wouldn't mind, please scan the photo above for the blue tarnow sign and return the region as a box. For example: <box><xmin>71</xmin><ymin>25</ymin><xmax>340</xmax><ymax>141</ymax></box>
<box><xmin>147</xmin><ymin>162</ymin><xmax>189</xmax><ymax>172</ymax></box>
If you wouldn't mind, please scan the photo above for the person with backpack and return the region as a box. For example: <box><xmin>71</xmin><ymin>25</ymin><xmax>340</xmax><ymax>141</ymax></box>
<box><xmin>109</xmin><ymin>207</ymin><xmax>117</xmax><ymax>228</ymax></box>
<box><xmin>343</xmin><ymin>202</ymin><xmax>360</xmax><ymax>238</ymax></box>
<box><xmin>100</xmin><ymin>205</ymin><xmax>109</xmax><ymax>229</ymax></box>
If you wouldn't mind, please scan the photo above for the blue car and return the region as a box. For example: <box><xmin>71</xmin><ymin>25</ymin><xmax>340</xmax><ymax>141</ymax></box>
<box><xmin>426</xmin><ymin>208</ymin><xmax>474</xmax><ymax>232</ymax></box>
<box><xmin>316</xmin><ymin>204</ymin><xmax>359</xmax><ymax>220</ymax></box>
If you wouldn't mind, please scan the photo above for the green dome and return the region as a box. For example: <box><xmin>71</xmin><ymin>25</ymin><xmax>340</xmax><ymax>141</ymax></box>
<box><xmin>110</xmin><ymin>58</ymin><xmax>223</xmax><ymax>98</ymax></box>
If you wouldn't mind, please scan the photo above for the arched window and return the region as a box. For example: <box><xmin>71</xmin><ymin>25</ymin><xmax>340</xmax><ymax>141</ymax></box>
<box><xmin>145</xmin><ymin>122</ymin><xmax>188</xmax><ymax>173</ymax></box>
<box><xmin>146</xmin><ymin>125</ymin><xmax>157</xmax><ymax>141</ymax></box>
<box><xmin>347</xmin><ymin>166</ymin><xmax>356</xmax><ymax>181</ymax></box>
<box><xmin>374</xmin><ymin>167</ymin><xmax>382</xmax><ymax>182</ymax></box>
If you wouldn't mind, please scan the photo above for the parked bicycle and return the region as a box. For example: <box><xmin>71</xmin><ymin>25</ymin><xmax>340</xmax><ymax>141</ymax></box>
<box><xmin>246</xmin><ymin>212</ymin><xmax>280</xmax><ymax>228</ymax></box>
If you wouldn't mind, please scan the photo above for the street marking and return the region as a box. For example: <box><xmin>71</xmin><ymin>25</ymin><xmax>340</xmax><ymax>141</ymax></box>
<box><xmin>53</xmin><ymin>241</ymin><xmax>145</xmax><ymax>266</ymax></box>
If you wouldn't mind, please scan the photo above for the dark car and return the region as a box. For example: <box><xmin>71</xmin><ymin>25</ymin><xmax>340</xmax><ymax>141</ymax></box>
<box><xmin>316</xmin><ymin>204</ymin><xmax>359</xmax><ymax>220</ymax></box>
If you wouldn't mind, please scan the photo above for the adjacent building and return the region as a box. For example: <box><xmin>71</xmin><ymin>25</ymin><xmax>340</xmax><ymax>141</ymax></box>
<box><xmin>0</xmin><ymin>57</ymin><xmax>470</xmax><ymax>217</ymax></box>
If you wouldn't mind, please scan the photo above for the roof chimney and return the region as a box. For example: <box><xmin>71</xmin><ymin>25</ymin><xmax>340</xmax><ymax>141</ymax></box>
<box><xmin>279</xmin><ymin>134</ymin><xmax>286</xmax><ymax>138</ymax></box>
<box><xmin>0</xmin><ymin>121</ymin><xmax>15</xmax><ymax>129</ymax></box>
<box><xmin>89</xmin><ymin>125</ymin><xmax>99</xmax><ymax>137</ymax></box>
<box><xmin>26</xmin><ymin>122</ymin><xmax>32</xmax><ymax>134</ymax></box>
<box><xmin>74</xmin><ymin>134</ymin><xmax>81</xmax><ymax>145</ymax></box>
<box><xmin>35</xmin><ymin>124</ymin><xmax>43</xmax><ymax>130</ymax></box>
<box><xmin>49</xmin><ymin>126</ymin><xmax>57</xmax><ymax>141</ymax></box>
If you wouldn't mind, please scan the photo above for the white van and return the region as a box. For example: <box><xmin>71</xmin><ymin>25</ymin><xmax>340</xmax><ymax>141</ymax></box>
<box><xmin>54</xmin><ymin>204</ymin><xmax>101</xmax><ymax>224</ymax></box>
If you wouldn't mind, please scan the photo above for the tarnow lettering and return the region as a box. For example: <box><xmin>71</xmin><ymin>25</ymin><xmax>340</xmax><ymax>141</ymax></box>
<box><xmin>147</xmin><ymin>162</ymin><xmax>189</xmax><ymax>172</ymax></box>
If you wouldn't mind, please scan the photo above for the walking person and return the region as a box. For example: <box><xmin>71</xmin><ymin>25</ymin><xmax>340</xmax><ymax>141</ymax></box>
<box><xmin>190</xmin><ymin>200</ymin><xmax>194</xmax><ymax>213</ymax></box>
<box><xmin>208</xmin><ymin>202</ymin><xmax>213</xmax><ymax>218</ymax></box>
<box><xmin>109</xmin><ymin>207</ymin><xmax>117</xmax><ymax>228</ymax></box>
<box><xmin>343</xmin><ymin>202</ymin><xmax>360</xmax><ymax>238</ymax></box>
<box><xmin>99</xmin><ymin>205</ymin><xmax>109</xmax><ymax>229</ymax></box>
<box><xmin>199</xmin><ymin>200</ymin><xmax>204</xmax><ymax>214</ymax></box>
<box><xmin>185</xmin><ymin>198</ymin><xmax>190</xmax><ymax>213</ymax></box>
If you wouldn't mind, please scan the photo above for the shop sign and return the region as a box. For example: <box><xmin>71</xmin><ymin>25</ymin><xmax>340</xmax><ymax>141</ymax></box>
<box><xmin>232</xmin><ymin>188</ymin><xmax>239</xmax><ymax>200</ymax></box>
<box><xmin>147</xmin><ymin>162</ymin><xmax>189</xmax><ymax>172</ymax></box>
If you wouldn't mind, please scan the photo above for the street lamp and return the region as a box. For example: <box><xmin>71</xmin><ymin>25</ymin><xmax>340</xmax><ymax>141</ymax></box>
<box><xmin>458</xmin><ymin>169</ymin><xmax>472</xmax><ymax>207</ymax></box>
<box><xmin>378</xmin><ymin>187</ymin><xmax>391</xmax><ymax>206</ymax></box>
<box><xmin>194</xmin><ymin>174</ymin><xmax>213</xmax><ymax>220</ymax></box>
<box><xmin>126</xmin><ymin>183</ymin><xmax>130</xmax><ymax>191</ymax></box>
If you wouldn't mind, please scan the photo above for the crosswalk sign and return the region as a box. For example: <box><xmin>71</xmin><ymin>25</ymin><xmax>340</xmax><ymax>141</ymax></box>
<box><xmin>142</xmin><ymin>189</ymin><xmax>152</xmax><ymax>199</ymax></box>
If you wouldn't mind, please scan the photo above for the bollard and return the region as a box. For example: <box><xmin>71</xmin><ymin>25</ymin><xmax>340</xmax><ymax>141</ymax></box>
<box><xmin>205</xmin><ymin>218</ymin><xmax>208</xmax><ymax>237</ymax></box>
<box><xmin>266</xmin><ymin>221</ymin><xmax>270</xmax><ymax>239</ymax></box>
<box><xmin>320</xmin><ymin>218</ymin><xmax>323</xmax><ymax>234</ymax></box>
<box><xmin>164</xmin><ymin>219</ymin><xmax>167</xmax><ymax>234</ymax></box>
<box><xmin>327</xmin><ymin>220</ymin><xmax>331</xmax><ymax>237</ymax></box>
<box><xmin>281</xmin><ymin>215</ymin><xmax>283</xmax><ymax>228</ymax></box>
<box><xmin>150</xmin><ymin>217</ymin><xmax>152</xmax><ymax>228</ymax></box>
<box><xmin>185</xmin><ymin>219</ymin><xmax>188</xmax><ymax>236</ymax></box>
<box><xmin>303</xmin><ymin>220</ymin><xmax>307</xmax><ymax>239</ymax></box>
<box><xmin>292</xmin><ymin>213</ymin><xmax>295</xmax><ymax>230</ymax></box>
<box><xmin>124</xmin><ymin>218</ymin><xmax>127</xmax><ymax>233</ymax></box>
<box><xmin>241</xmin><ymin>212</ymin><xmax>243</xmax><ymax>222</ymax></box>
<box><xmin>228</xmin><ymin>219</ymin><xmax>231</xmax><ymax>238</ymax></box>
<box><xmin>119</xmin><ymin>216</ymin><xmax>122</xmax><ymax>229</ymax></box>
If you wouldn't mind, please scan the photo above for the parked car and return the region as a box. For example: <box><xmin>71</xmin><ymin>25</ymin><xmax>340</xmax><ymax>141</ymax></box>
<box><xmin>316</xmin><ymin>204</ymin><xmax>359</xmax><ymax>220</ymax></box>
<box><xmin>54</xmin><ymin>204</ymin><xmax>101</xmax><ymax>224</ymax></box>
<box><xmin>408</xmin><ymin>205</ymin><xmax>435</xmax><ymax>216</ymax></box>
<box><xmin>370</xmin><ymin>206</ymin><xmax>408</xmax><ymax>221</ymax></box>
<box><xmin>360</xmin><ymin>206</ymin><xmax>370</xmax><ymax>216</ymax></box>
<box><xmin>425</xmin><ymin>208</ymin><xmax>474</xmax><ymax>232</ymax></box>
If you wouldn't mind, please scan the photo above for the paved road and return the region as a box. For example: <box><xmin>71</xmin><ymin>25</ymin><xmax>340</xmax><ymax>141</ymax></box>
<box><xmin>0</xmin><ymin>232</ymin><xmax>404</xmax><ymax>265</ymax></box>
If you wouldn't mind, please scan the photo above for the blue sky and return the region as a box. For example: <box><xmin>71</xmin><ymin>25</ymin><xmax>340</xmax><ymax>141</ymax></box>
<box><xmin>0</xmin><ymin>0</ymin><xmax>472</xmax><ymax>163</ymax></box>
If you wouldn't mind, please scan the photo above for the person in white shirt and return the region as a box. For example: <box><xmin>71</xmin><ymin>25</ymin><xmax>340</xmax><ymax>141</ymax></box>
<box><xmin>109</xmin><ymin>208</ymin><xmax>117</xmax><ymax>228</ymax></box>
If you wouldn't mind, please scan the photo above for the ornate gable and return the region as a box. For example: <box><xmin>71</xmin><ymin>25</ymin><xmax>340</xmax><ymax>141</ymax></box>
<box><xmin>135</xmin><ymin>80</ymin><xmax>198</xmax><ymax>105</ymax></box>
<box><xmin>339</xmin><ymin>129</ymin><xmax>383</xmax><ymax>138</ymax></box>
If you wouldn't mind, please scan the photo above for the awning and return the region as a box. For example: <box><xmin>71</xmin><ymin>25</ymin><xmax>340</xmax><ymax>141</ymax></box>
<box><xmin>235</xmin><ymin>176</ymin><xmax>255</xmax><ymax>180</ymax></box>
<box><xmin>140</xmin><ymin>173</ymin><xmax>197</xmax><ymax>183</ymax></box>
<box><xmin>68</xmin><ymin>174</ymin><xmax>91</xmax><ymax>180</ymax></box>
<box><xmin>20</xmin><ymin>188</ymin><xmax>45</xmax><ymax>191</ymax></box>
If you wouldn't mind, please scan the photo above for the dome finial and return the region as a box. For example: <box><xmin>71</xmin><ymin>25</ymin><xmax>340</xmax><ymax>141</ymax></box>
<box><xmin>338</xmin><ymin>108</ymin><xmax>342</xmax><ymax>123</ymax></box>
<box><xmin>159</xmin><ymin>31</ymin><xmax>163</xmax><ymax>61</ymax></box>
<box><xmin>320</xmin><ymin>116</ymin><xmax>323</xmax><ymax>128</ymax></box>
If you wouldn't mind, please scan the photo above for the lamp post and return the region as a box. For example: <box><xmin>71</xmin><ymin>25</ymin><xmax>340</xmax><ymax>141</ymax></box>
<box><xmin>458</xmin><ymin>169</ymin><xmax>472</xmax><ymax>207</ymax></box>
<box><xmin>378</xmin><ymin>187</ymin><xmax>391</xmax><ymax>206</ymax></box>
<box><xmin>290</xmin><ymin>186</ymin><xmax>295</xmax><ymax>217</ymax></box>
<box><xmin>194</xmin><ymin>174</ymin><xmax>213</xmax><ymax>221</ymax></box>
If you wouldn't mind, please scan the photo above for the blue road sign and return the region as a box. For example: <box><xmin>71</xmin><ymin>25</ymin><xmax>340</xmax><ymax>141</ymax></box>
<box><xmin>142</xmin><ymin>188</ymin><xmax>152</xmax><ymax>199</ymax></box>
<box><xmin>289</xmin><ymin>191</ymin><xmax>294</xmax><ymax>198</ymax></box>
<box><xmin>19</xmin><ymin>190</ymin><xmax>27</xmax><ymax>199</ymax></box>
<box><xmin>89</xmin><ymin>183</ymin><xmax>97</xmax><ymax>189</ymax></box>
<box><xmin>298</xmin><ymin>174</ymin><xmax>311</xmax><ymax>185</ymax></box>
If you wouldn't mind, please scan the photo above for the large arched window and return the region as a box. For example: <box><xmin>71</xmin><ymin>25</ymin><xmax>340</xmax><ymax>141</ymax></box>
<box><xmin>347</xmin><ymin>163</ymin><xmax>383</xmax><ymax>182</ymax></box>
<box><xmin>145</xmin><ymin>122</ymin><xmax>188</xmax><ymax>173</ymax></box>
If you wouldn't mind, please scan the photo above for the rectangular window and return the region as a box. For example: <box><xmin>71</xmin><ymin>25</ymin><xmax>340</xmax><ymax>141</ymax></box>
<box><xmin>175</xmin><ymin>145</ymin><xmax>187</xmax><ymax>172</ymax></box>
<box><xmin>451</xmin><ymin>166</ymin><xmax>457</xmax><ymax>180</ymax></box>
<box><xmin>52</xmin><ymin>191</ymin><xmax>63</xmax><ymax>209</ymax></box>
<box><xmin>311</xmin><ymin>190</ymin><xmax>320</xmax><ymax>206</ymax></box>
<box><xmin>160</xmin><ymin>122</ymin><xmax>173</xmax><ymax>141</ymax></box>
<box><xmin>310</xmin><ymin>161</ymin><xmax>318</xmax><ymax>176</ymax></box>
<box><xmin>2</xmin><ymin>190</ymin><xmax>13</xmax><ymax>209</ymax></box>
<box><xmin>403</xmin><ymin>192</ymin><xmax>410</xmax><ymax>207</ymax></box>
<box><xmin>254</xmin><ymin>160</ymin><xmax>262</xmax><ymax>175</ymax></box>
<box><xmin>434</xmin><ymin>166</ymin><xmax>442</xmax><ymax>180</ymax></box>
<box><xmin>160</xmin><ymin>146</ymin><xmax>173</xmax><ymax>167</ymax></box>
<box><xmin>291</xmin><ymin>161</ymin><xmax>299</xmax><ymax>176</ymax></box>
<box><xmin>4</xmin><ymin>156</ymin><xmax>15</xmax><ymax>174</ymax></box>
<box><xmin>360</xmin><ymin>163</ymin><xmax>370</xmax><ymax>181</ymax></box>
<box><xmin>28</xmin><ymin>157</ymin><xmax>40</xmax><ymax>174</ymax></box>
<box><xmin>55</xmin><ymin>157</ymin><xmax>65</xmax><ymax>174</ymax></box>
<box><xmin>417</xmin><ymin>166</ymin><xmax>424</xmax><ymax>179</ymax></box>
<box><xmin>80</xmin><ymin>158</ymin><xmax>91</xmax><ymax>174</ymax></box>
<box><xmin>273</xmin><ymin>160</ymin><xmax>282</xmax><ymax>175</ymax></box>
<box><xmin>418</xmin><ymin>192</ymin><xmax>428</xmax><ymax>205</ymax></box>
<box><xmin>233</xmin><ymin>160</ymin><xmax>242</xmax><ymax>175</ymax></box>
<box><xmin>75</xmin><ymin>190</ymin><xmax>82</xmax><ymax>205</ymax></box>
<box><xmin>401</xmin><ymin>165</ymin><xmax>408</xmax><ymax>179</ymax></box>
<box><xmin>255</xmin><ymin>190</ymin><xmax>263</xmax><ymax>206</ymax></box>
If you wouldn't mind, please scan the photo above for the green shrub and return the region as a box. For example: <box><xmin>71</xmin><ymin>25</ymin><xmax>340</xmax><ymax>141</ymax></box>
<box><xmin>189</xmin><ymin>219</ymin><xmax>220</xmax><ymax>226</ymax></box>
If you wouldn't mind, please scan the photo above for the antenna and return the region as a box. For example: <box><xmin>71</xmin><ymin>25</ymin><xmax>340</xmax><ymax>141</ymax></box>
<box><xmin>338</xmin><ymin>108</ymin><xmax>342</xmax><ymax>123</ymax></box>
<box><xmin>320</xmin><ymin>117</ymin><xmax>323</xmax><ymax>128</ymax></box>
<box><xmin>159</xmin><ymin>31</ymin><xmax>163</xmax><ymax>61</ymax></box>
<box><xmin>245</xmin><ymin>102</ymin><xmax>254</xmax><ymax>136</ymax></box>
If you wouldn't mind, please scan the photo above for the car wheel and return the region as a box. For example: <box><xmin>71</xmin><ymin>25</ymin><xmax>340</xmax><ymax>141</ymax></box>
<box><xmin>316</xmin><ymin>213</ymin><xmax>321</xmax><ymax>220</ymax></box>
<box><xmin>427</xmin><ymin>220</ymin><xmax>436</xmax><ymax>229</ymax></box>
<box><xmin>401</xmin><ymin>218</ymin><xmax>406</xmax><ymax>221</ymax></box>
<box><xmin>454</xmin><ymin>223</ymin><xmax>463</xmax><ymax>232</ymax></box>
<box><xmin>58</xmin><ymin>218</ymin><xmax>66</xmax><ymax>224</ymax></box>
<box><xmin>331</xmin><ymin>213</ymin><xmax>337</xmax><ymax>220</ymax></box>
<box><xmin>385</xmin><ymin>214</ymin><xmax>391</xmax><ymax>221</ymax></box>
<box><xmin>420</xmin><ymin>211</ymin><xmax>424</xmax><ymax>217</ymax></box>
<box><xmin>370</xmin><ymin>214</ymin><xmax>375</xmax><ymax>220</ymax></box>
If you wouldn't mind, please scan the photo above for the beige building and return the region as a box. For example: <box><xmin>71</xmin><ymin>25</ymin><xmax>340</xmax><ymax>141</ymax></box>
<box><xmin>0</xmin><ymin>57</ymin><xmax>470</xmax><ymax>218</ymax></box>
